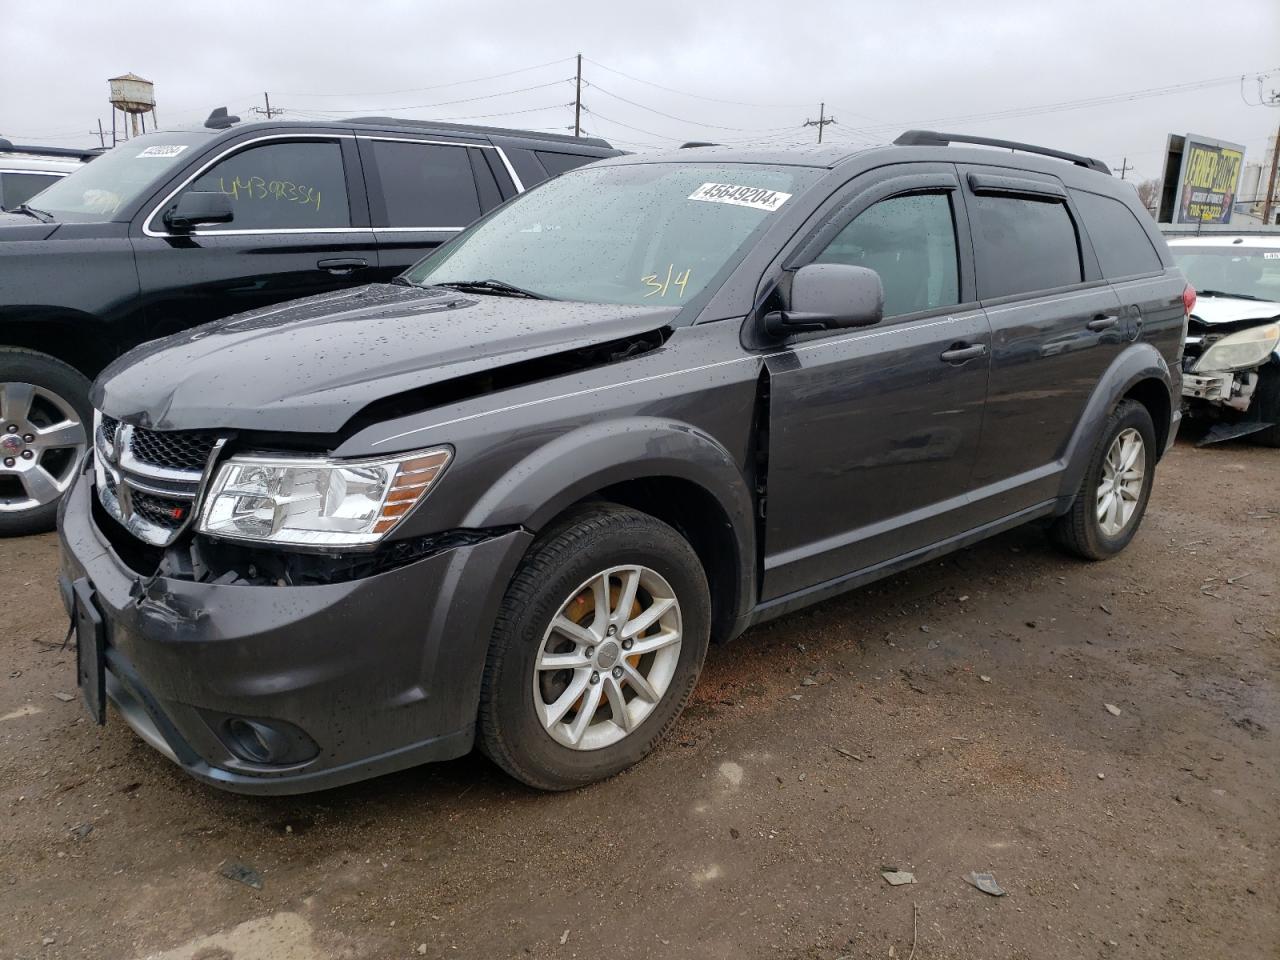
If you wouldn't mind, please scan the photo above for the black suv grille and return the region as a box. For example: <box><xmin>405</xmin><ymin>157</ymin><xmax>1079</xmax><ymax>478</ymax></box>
<box><xmin>100</xmin><ymin>416</ymin><xmax>119</xmax><ymax>447</ymax></box>
<box><xmin>128</xmin><ymin>426</ymin><xmax>219</xmax><ymax>472</ymax></box>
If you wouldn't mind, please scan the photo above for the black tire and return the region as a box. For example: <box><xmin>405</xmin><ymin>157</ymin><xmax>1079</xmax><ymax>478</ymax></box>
<box><xmin>1249</xmin><ymin>366</ymin><xmax>1280</xmax><ymax>448</ymax></box>
<box><xmin>1050</xmin><ymin>399</ymin><xmax>1157</xmax><ymax>561</ymax></box>
<box><xmin>478</xmin><ymin>503</ymin><xmax>710</xmax><ymax>791</ymax></box>
<box><xmin>0</xmin><ymin>348</ymin><xmax>93</xmax><ymax>537</ymax></box>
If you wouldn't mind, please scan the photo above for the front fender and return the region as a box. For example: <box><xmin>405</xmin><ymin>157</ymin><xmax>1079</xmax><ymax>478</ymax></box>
<box><xmin>1057</xmin><ymin>341</ymin><xmax>1175</xmax><ymax>501</ymax></box>
<box><xmin>461</xmin><ymin>416</ymin><xmax>757</xmax><ymax>618</ymax></box>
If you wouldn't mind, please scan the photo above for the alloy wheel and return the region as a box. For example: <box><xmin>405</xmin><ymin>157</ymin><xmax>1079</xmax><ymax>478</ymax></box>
<box><xmin>1096</xmin><ymin>427</ymin><xmax>1145</xmax><ymax>537</ymax></box>
<box><xmin>533</xmin><ymin>565</ymin><xmax>683</xmax><ymax>750</ymax></box>
<box><xmin>0</xmin><ymin>382</ymin><xmax>87</xmax><ymax>514</ymax></box>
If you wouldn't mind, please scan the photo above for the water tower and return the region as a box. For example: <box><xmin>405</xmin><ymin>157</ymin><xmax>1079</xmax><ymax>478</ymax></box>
<box><xmin>108</xmin><ymin>73</ymin><xmax>157</xmax><ymax>143</ymax></box>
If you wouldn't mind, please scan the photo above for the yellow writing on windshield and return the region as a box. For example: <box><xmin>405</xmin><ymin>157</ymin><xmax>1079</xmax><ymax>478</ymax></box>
<box><xmin>642</xmin><ymin>264</ymin><xmax>691</xmax><ymax>298</ymax></box>
<box><xmin>216</xmin><ymin>175</ymin><xmax>322</xmax><ymax>213</ymax></box>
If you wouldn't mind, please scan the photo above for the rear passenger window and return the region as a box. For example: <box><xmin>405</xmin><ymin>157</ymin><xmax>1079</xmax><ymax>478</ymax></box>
<box><xmin>369</xmin><ymin>141</ymin><xmax>482</xmax><ymax>227</ymax></box>
<box><xmin>969</xmin><ymin>193</ymin><xmax>1081</xmax><ymax>299</ymax></box>
<box><xmin>535</xmin><ymin>151</ymin><xmax>595</xmax><ymax>177</ymax></box>
<box><xmin>814</xmin><ymin>192</ymin><xmax>960</xmax><ymax>318</ymax></box>
<box><xmin>187</xmin><ymin>140</ymin><xmax>350</xmax><ymax>230</ymax></box>
<box><xmin>1069</xmin><ymin>189</ymin><xmax>1162</xmax><ymax>278</ymax></box>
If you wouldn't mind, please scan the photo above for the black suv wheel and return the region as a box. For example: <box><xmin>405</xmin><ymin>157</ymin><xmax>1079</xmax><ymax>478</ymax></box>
<box><xmin>0</xmin><ymin>348</ymin><xmax>91</xmax><ymax>536</ymax></box>
<box><xmin>1051</xmin><ymin>399</ymin><xmax>1156</xmax><ymax>560</ymax></box>
<box><xmin>478</xmin><ymin>504</ymin><xmax>710</xmax><ymax>790</ymax></box>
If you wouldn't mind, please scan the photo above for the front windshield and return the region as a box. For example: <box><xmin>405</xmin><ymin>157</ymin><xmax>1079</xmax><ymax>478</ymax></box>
<box><xmin>406</xmin><ymin>162</ymin><xmax>820</xmax><ymax>306</ymax></box>
<box><xmin>26</xmin><ymin>133</ymin><xmax>208</xmax><ymax>221</ymax></box>
<box><xmin>1172</xmin><ymin>245</ymin><xmax>1280</xmax><ymax>303</ymax></box>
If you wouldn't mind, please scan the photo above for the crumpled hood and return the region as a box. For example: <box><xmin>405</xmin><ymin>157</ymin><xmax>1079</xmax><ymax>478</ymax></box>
<box><xmin>1191</xmin><ymin>294</ymin><xmax>1280</xmax><ymax>326</ymax></box>
<box><xmin>0</xmin><ymin>211</ymin><xmax>59</xmax><ymax>240</ymax></box>
<box><xmin>93</xmin><ymin>283</ymin><xmax>677</xmax><ymax>433</ymax></box>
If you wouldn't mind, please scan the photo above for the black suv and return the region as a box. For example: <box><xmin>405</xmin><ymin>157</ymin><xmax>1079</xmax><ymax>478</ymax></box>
<box><xmin>0</xmin><ymin>116</ymin><xmax>619</xmax><ymax>533</ymax></box>
<box><xmin>59</xmin><ymin>131</ymin><xmax>1189</xmax><ymax>794</ymax></box>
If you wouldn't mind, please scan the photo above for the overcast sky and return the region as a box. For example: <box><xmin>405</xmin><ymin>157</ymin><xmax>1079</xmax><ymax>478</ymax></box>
<box><xmin>2</xmin><ymin>0</ymin><xmax>1277</xmax><ymax>185</ymax></box>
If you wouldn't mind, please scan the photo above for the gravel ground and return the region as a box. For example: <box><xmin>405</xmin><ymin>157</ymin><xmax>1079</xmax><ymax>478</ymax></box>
<box><xmin>1</xmin><ymin>440</ymin><xmax>1276</xmax><ymax>960</ymax></box>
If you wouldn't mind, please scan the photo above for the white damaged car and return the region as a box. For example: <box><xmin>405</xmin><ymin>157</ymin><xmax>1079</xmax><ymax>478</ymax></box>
<box><xmin>1168</xmin><ymin>235</ymin><xmax>1280</xmax><ymax>446</ymax></box>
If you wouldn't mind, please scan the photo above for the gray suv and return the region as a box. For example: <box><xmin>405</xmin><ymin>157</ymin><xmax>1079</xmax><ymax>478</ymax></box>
<box><xmin>58</xmin><ymin>131</ymin><xmax>1189</xmax><ymax>794</ymax></box>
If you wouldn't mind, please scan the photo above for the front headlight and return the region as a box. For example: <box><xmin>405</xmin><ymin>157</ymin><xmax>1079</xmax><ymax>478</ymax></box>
<box><xmin>197</xmin><ymin>447</ymin><xmax>451</xmax><ymax>548</ymax></box>
<box><xmin>1192</xmin><ymin>323</ymin><xmax>1280</xmax><ymax>373</ymax></box>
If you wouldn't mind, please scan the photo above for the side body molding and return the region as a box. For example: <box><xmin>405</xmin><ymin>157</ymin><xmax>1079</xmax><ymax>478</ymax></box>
<box><xmin>460</xmin><ymin>416</ymin><xmax>759</xmax><ymax>625</ymax></box>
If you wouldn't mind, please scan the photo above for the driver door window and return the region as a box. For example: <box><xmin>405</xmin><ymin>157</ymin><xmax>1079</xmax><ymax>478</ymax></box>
<box><xmin>813</xmin><ymin>192</ymin><xmax>960</xmax><ymax>318</ymax></box>
<box><xmin>183</xmin><ymin>140</ymin><xmax>350</xmax><ymax>231</ymax></box>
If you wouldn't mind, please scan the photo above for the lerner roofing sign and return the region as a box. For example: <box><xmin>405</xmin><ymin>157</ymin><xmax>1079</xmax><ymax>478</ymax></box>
<box><xmin>1169</xmin><ymin>134</ymin><xmax>1245</xmax><ymax>225</ymax></box>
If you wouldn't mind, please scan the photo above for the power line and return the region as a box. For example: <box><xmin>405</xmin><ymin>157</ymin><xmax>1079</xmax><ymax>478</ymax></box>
<box><xmin>582</xmin><ymin>57</ymin><xmax>812</xmax><ymax>110</ymax></box>
<box><xmin>838</xmin><ymin>68</ymin><xmax>1280</xmax><ymax>137</ymax></box>
<box><xmin>584</xmin><ymin>81</ymin><xmax>801</xmax><ymax>133</ymax></box>
<box><xmin>284</xmin><ymin>79</ymin><xmax>571</xmax><ymax>116</ymax></box>
<box><xmin>271</xmin><ymin>56</ymin><xmax>575</xmax><ymax>99</ymax></box>
<box><xmin>581</xmin><ymin>108</ymin><xmax>685</xmax><ymax>142</ymax></box>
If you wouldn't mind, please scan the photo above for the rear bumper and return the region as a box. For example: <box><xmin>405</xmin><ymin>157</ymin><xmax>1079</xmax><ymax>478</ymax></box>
<box><xmin>57</xmin><ymin>471</ymin><xmax>531</xmax><ymax>795</ymax></box>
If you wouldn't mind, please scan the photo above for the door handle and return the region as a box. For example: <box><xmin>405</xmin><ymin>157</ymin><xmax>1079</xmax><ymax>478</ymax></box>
<box><xmin>1086</xmin><ymin>313</ymin><xmax>1120</xmax><ymax>332</ymax></box>
<box><xmin>317</xmin><ymin>257</ymin><xmax>368</xmax><ymax>275</ymax></box>
<box><xmin>939</xmin><ymin>343</ymin><xmax>988</xmax><ymax>364</ymax></box>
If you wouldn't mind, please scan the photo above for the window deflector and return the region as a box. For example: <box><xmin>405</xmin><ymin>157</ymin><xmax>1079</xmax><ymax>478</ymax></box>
<box><xmin>783</xmin><ymin>172</ymin><xmax>960</xmax><ymax>270</ymax></box>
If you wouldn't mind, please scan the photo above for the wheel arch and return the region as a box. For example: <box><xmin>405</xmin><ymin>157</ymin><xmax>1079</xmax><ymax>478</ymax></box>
<box><xmin>459</xmin><ymin>418</ymin><xmax>758</xmax><ymax>644</ymax></box>
<box><xmin>0</xmin><ymin>309</ymin><xmax>118</xmax><ymax>379</ymax></box>
<box><xmin>1056</xmin><ymin>342</ymin><xmax>1175</xmax><ymax>504</ymax></box>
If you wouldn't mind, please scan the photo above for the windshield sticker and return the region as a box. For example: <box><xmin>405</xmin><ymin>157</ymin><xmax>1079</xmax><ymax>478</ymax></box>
<box><xmin>136</xmin><ymin>145</ymin><xmax>188</xmax><ymax>159</ymax></box>
<box><xmin>642</xmin><ymin>264</ymin><xmax>692</xmax><ymax>298</ymax></box>
<box><xmin>688</xmin><ymin>182</ymin><xmax>791</xmax><ymax>212</ymax></box>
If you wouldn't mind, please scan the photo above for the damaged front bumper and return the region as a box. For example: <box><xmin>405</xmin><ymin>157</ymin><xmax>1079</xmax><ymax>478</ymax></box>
<box><xmin>1180</xmin><ymin>364</ymin><xmax>1273</xmax><ymax>444</ymax></box>
<box><xmin>57</xmin><ymin>471</ymin><xmax>531</xmax><ymax>795</ymax></box>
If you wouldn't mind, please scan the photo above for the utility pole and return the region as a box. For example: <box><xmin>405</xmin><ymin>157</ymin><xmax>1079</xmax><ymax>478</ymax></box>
<box><xmin>1263</xmin><ymin>120</ymin><xmax>1280</xmax><ymax>226</ymax></box>
<box><xmin>573</xmin><ymin>54</ymin><xmax>582</xmax><ymax>138</ymax></box>
<box><xmin>93</xmin><ymin>119</ymin><xmax>105</xmax><ymax>148</ymax></box>
<box><xmin>263</xmin><ymin>92</ymin><xmax>273</xmax><ymax>120</ymax></box>
<box><xmin>804</xmin><ymin>102</ymin><xmax>836</xmax><ymax>143</ymax></box>
<box><xmin>1113</xmin><ymin>156</ymin><xmax>1132</xmax><ymax>179</ymax></box>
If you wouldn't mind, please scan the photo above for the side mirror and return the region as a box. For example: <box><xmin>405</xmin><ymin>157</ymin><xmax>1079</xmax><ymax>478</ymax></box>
<box><xmin>764</xmin><ymin>263</ymin><xmax>884</xmax><ymax>337</ymax></box>
<box><xmin>164</xmin><ymin>191</ymin><xmax>234</xmax><ymax>231</ymax></box>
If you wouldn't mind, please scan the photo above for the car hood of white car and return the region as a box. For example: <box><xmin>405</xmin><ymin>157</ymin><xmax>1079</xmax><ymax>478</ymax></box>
<box><xmin>1191</xmin><ymin>294</ymin><xmax>1280</xmax><ymax>326</ymax></box>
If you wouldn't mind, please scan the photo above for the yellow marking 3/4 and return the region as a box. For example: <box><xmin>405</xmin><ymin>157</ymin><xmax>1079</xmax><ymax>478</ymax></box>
<box><xmin>642</xmin><ymin>264</ymin><xmax>691</xmax><ymax>298</ymax></box>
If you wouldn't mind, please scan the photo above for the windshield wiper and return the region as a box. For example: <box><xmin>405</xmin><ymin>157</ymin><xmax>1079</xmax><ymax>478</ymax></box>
<box><xmin>1195</xmin><ymin>289</ymin><xmax>1267</xmax><ymax>302</ymax></box>
<box><xmin>434</xmin><ymin>279</ymin><xmax>552</xmax><ymax>300</ymax></box>
<box><xmin>11</xmin><ymin>203</ymin><xmax>54</xmax><ymax>223</ymax></box>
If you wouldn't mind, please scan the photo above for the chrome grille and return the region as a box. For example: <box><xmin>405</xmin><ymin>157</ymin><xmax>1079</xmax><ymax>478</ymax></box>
<box><xmin>130</xmin><ymin>427</ymin><xmax>219</xmax><ymax>472</ymax></box>
<box><xmin>93</xmin><ymin>413</ymin><xmax>222</xmax><ymax>547</ymax></box>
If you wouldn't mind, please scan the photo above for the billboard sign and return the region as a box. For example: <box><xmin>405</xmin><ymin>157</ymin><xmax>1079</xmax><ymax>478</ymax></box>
<box><xmin>1165</xmin><ymin>134</ymin><xmax>1245</xmax><ymax>225</ymax></box>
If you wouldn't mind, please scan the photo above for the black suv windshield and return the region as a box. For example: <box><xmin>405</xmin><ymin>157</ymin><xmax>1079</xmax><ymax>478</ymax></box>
<box><xmin>27</xmin><ymin>133</ymin><xmax>208</xmax><ymax>222</ymax></box>
<box><xmin>406</xmin><ymin>162</ymin><xmax>820</xmax><ymax>306</ymax></box>
<box><xmin>1172</xmin><ymin>245</ymin><xmax>1280</xmax><ymax>303</ymax></box>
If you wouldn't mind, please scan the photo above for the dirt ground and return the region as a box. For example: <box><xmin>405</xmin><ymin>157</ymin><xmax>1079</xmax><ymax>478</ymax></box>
<box><xmin>1</xmin><ymin>440</ymin><xmax>1276</xmax><ymax>960</ymax></box>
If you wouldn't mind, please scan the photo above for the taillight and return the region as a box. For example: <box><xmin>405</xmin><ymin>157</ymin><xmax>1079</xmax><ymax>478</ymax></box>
<box><xmin>1182</xmin><ymin>284</ymin><xmax>1197</xmax><ymax>316</ymax></box>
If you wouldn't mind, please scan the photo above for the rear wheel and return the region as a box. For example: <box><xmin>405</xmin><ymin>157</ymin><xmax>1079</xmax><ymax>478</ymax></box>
<box><xmin>1051</xmin><ymin>399</ymin><xmax>1156</xmax><ymax>561</ymax></box>
<box><xmin>0</xmin><ymin>349</ymin><xmax>91</xmax><ymax>536</ymax></box>
<box><xmin>478</xmin><ymin>504</ymin><xmax>710</xmax><ymax>790</ymax></box>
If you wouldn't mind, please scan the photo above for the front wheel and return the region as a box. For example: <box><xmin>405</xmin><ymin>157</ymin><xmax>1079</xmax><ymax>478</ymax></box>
<box><xmin>1050</xmin><ymin>399</ymin><xmax>1156</xmax><ymax>560</ymax></box>
<box><xmin>478</xmin><ymin>504</ymin><xmax>710</xmax><ymax>790</ymax></box>
<box><xmin>0</xmin><ymin>349</ymin><xmax>92</xmax><ymax>537</ymax></box>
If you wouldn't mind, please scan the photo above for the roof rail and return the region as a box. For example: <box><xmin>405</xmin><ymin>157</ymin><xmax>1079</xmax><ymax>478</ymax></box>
<box><xmin>0</xmin><ymin>138</ymin><xmax>102</xmax><ymax>162</ymax></box>
<box><xmin>345</xmin><ymin>116</ymin><xmax>615</xmax><ymax>149</ymax></box>
<box><xmin>893</xmin><ymin>129</ymin><xmax>1111</xmax><ymax>175</ymax></box>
